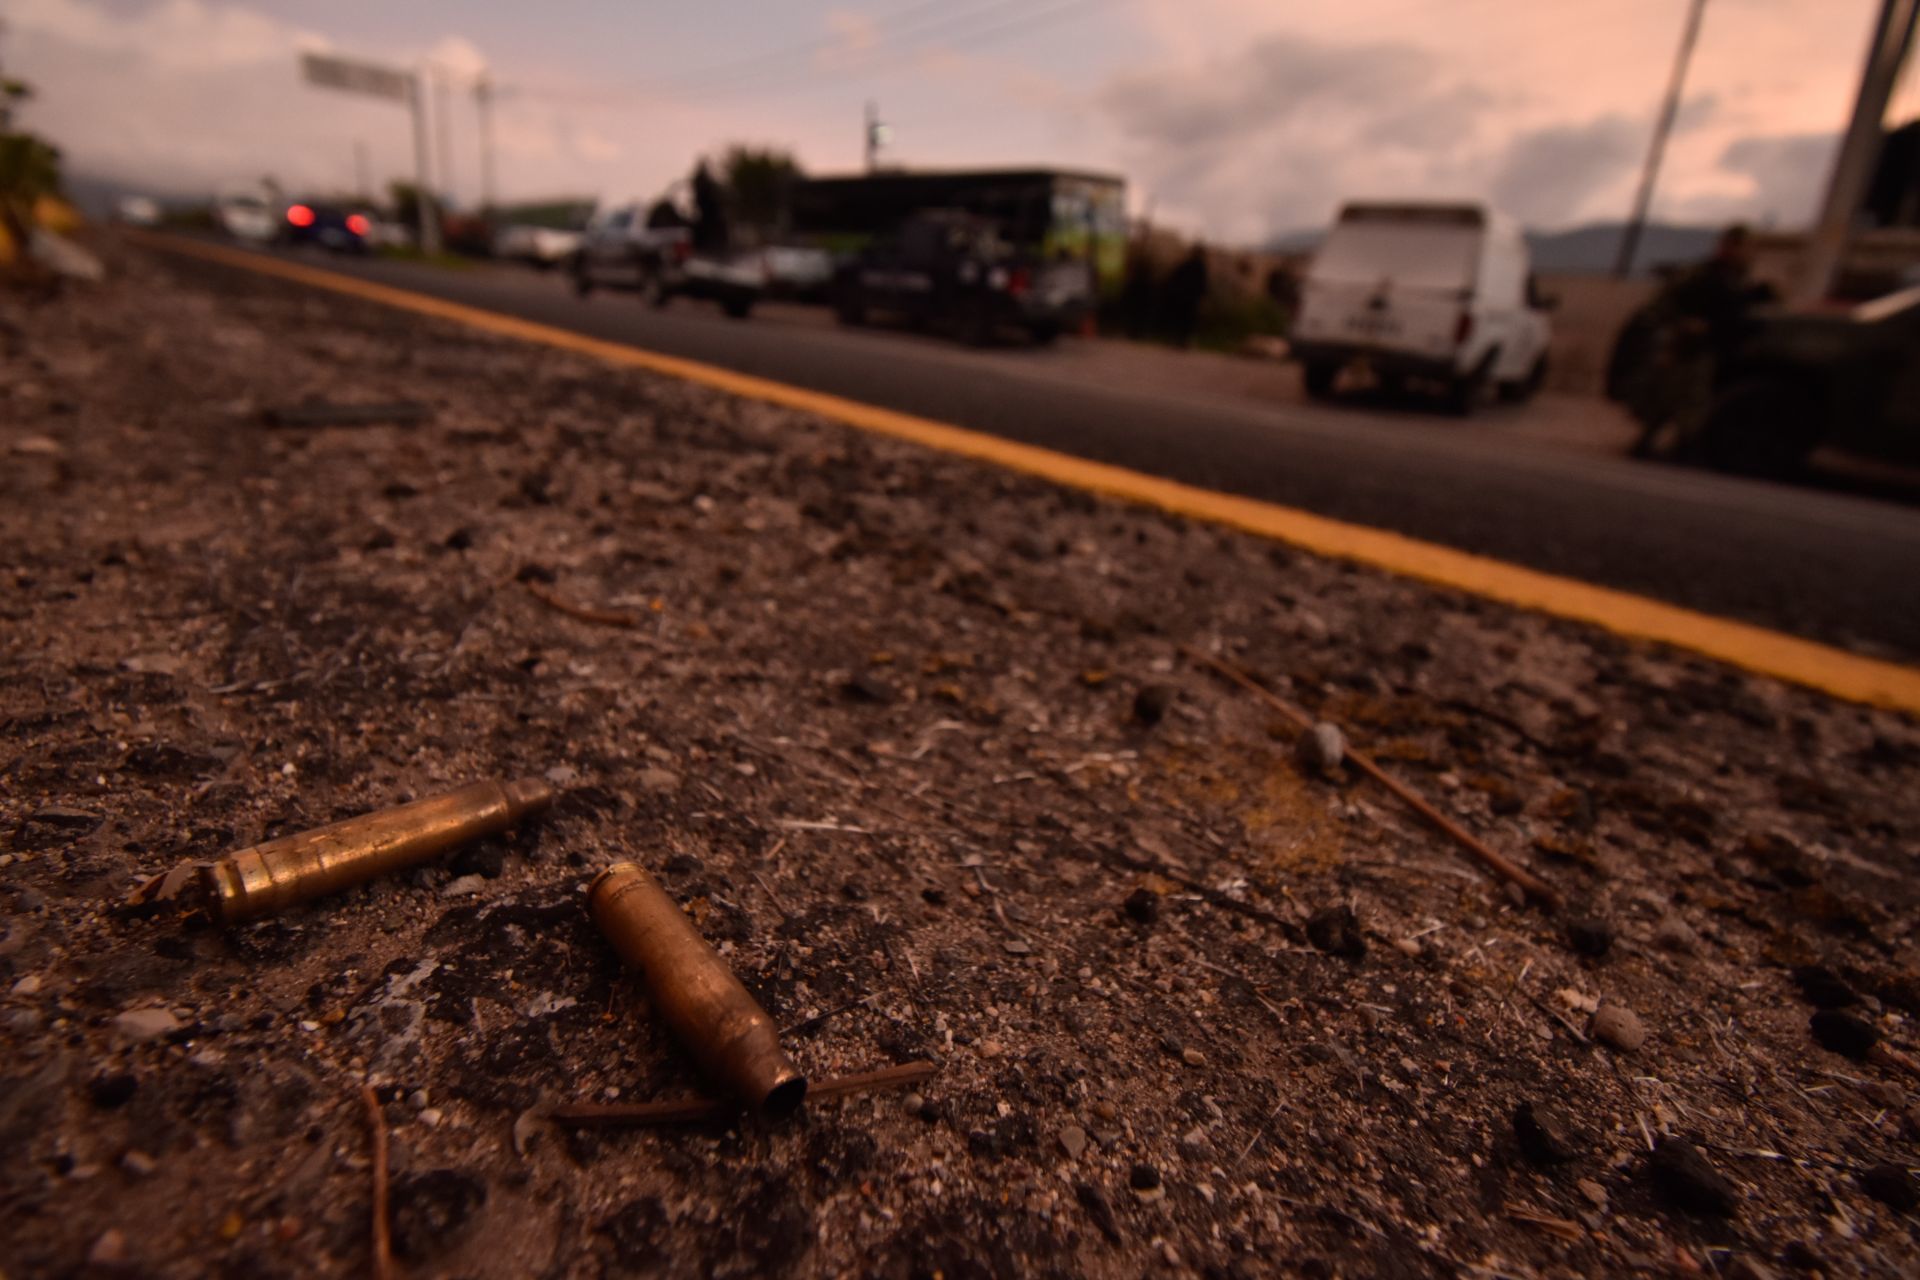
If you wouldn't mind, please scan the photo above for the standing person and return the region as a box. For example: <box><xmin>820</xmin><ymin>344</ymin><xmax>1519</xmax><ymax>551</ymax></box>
<box><xmin>1163</xmin><ymin>245</ymin><xmax>1209</xmax><ymax>347</ymax></box>
<box><xmin>691</xmin><ymin>160</ymin><xmax>729</xmax><ymax>256</ymax></box>
<box><xmin>1622</xmin><ymin>224</ymin><xmax>1776</xmax><ymax>458</ymax></box>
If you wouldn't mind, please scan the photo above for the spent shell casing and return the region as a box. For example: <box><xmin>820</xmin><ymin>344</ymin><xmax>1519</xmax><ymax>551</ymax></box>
<box><xmin>590</xmin><ymin>861</ymin><xmax>807</xmax><ymax>1117</ymax></box>
<box><xmin>202</xmin><ymin>778</ymin><xmax>554</xmax><ymax>924</ymax></box>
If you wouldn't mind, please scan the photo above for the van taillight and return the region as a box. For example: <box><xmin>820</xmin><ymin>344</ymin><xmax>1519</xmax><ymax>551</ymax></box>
<box><xmin>1007</xmin><ymin>266</ymin><xmax>1031</xmax><ymax>297</ymax></box>
<box><xmin>286</xmin><ymin>204</ymin><xmax>315</xmax><ymax>228</ymax></box>
<box><xmin>1455</xmin><ymin>312</ymin><xmax>1474</xmax><ymax>344</ymax></box>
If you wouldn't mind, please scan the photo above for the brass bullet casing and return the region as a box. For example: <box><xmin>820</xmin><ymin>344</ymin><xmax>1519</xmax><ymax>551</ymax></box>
<box><xmin>590</xmin><ymin>861</ymin><xmax>807</xmax><ymax>1118</ymax></box>
<box><xmin>202</xmin><ymin>778</ymin><xmax>555</xmax><ymax>924</ymax></box>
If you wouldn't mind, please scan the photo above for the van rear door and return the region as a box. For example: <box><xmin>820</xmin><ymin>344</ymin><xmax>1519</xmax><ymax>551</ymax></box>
<box><xmin>1295</xmin><ymin>209</ymin><xmax>1482</xmax><ymax>369</ymax></box>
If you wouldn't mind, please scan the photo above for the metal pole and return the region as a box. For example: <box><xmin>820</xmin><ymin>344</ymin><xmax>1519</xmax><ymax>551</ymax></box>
<box><xmin>433</xmin><ymin>66</ymin><xmax>455</xmax><ymax>208</ymax></box>
<box><xmin>475</xmin><ymin>75</ymin><xmax>496</xmax><ymax>214</ymax></box>
<box><xmin>408</xmin><ymin>72</ymin><xmax>442</xmax><ymax>256</ymax></box>
<box><xmin>865</xmin><ymin>100</ymin><xmax>877</xmax><ymax>172</ymax></box>
<box><xmin>1795</xmin><ymin>0</ymin><xmax>1918</xmax><ymax>302</ymax></box>
<box><xmin>1615</xmin><ymin>0</ymin><xmax>1709</xmax><ymax>277</ymax></box>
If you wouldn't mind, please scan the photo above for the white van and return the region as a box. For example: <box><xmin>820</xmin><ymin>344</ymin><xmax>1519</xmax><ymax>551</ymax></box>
<box><xmin>1289</xmin><ymin>202</ymin><xmax>1552</xmax><ymax>413</ymax></box>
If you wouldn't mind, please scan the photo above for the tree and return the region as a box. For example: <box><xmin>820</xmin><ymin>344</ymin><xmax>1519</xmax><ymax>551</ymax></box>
<box><xmin>0</xmin><ymin>76</ymin><xmax>64</xmax><ymax>271</ymax></box>
<box><xmin>718</xmin><ymin>145</ymin><xmax>802</xmax><ymax>235</ymax></box>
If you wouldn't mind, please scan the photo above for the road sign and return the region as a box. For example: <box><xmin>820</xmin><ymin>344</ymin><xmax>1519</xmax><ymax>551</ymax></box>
<box><xmin>301</xmin><ymin>51</ymin><xmax>413</xmax><ymax>103</ymax></box>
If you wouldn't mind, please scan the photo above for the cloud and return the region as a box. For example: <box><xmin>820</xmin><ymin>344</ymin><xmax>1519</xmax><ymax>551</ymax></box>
<box><xmin>1715</xmin><ymin>131</ymin><xmax>1836</xmax><ymax>225</ymax></box>
<box><xmin>1099</xmin><ymin>33</ymin><xmax>1495</xmax><ymax>240</ymax></box>
<box><xmin>1489</xmin><ymin>115</ymin><xmax>1644</xmax><ymax>226</ymax></box>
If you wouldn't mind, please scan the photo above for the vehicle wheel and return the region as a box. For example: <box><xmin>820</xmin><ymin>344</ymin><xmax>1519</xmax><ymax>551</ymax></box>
<box><xmin>834</xmin><ymin>290</ymin><xmax>866</xmax><ymax>326</ymax></box>
<box><xmin>1302</xmin><ymin>360</ymin><xmax>1340</xmax><ymax>400</ymax></box>
<box><xmin>649</xmin><ymin>278</ymin><xmax>674</xmax><ymax>309</ymax></box>
<box><xmin>959</xmin><ymin>303</ymin><xmax>996</xmax><ymax>347</ymax></box>
<box><xmin>722</xmin><ymin>296</ymin><xmax>753</xmax><ymax>320</ymax></box>
<box><xmin>1029</xmin><ymin>323</ymin><xmax>1060</xmax><ymax>347</ymax></box>
<box><xmin>571</xmin><ymin>262</ymin><xmax>594</xmax><ymax>297</ymax></box>
<box><xmin>1499</xmin><ymin>354</ymin><xmax>1548</xmax><ymax>403</ymax></box>
<box><xmin>1445</xmin><ymin>353</ymin><xmax>1496</xmax><ymax>416</ymax></box>
<box><xmin>1695</xmin><ymin>378</ymin><xmax>1821</xmax><ymax>478</ymax></box>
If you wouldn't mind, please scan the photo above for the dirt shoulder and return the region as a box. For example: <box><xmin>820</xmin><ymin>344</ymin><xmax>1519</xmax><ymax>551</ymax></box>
<box><xmin>2</xmin><ymin>243</ymin><xmax>1917</xmax><ymax>1279</ymax></box>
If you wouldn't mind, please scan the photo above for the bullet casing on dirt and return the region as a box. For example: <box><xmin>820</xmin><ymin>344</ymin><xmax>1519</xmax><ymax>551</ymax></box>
<box><xmin>590</xmin><ymin>861</ymin><xmax>807</xmax><ymax>1116</ymax></box>
<box><xmin>201</xmin><ymin>778</ymin><xmax>555</xmax><ymax>923</ymax></box>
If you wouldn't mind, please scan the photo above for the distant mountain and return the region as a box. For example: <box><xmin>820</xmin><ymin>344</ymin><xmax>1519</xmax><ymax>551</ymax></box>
<box><xmin>1265</xmin><ymin>220</ymin><xmax>1724</xmax><ymax>275</ymax></box>
<box><xmin>1527</xmin><ymin>223</ymin><xmax>1719</xmax><ymax>274</ymax></box>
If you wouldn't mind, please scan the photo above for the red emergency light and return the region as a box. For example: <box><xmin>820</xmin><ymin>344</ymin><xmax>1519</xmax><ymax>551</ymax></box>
<box><xmin>286</xmin><ymin>204</ymin><xmax>316</xmax><ymax>228</ymax></box>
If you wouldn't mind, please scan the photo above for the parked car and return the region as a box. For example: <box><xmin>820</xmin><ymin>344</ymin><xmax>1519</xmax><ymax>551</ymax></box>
<box><xmin>113</xmin><ymin>195</ymin><xmax>162</xmax><ymax>227</ymax></box>
<box><xmin>1289</xmin><ymin>201</ymin><xmax>1553</xmax><ymax>413</ymax></box>
<box><xmin>279</xmin><ymin>200</ymin><xmax>371</xmax><ymax>253</ymax></box>
<box><xmin>213</xmin><ymin>184</ymin><xmax>278</xmax><ymax>244</ymax></box>
<box><xmin>1623</xmin><ymin>283</ymin><xmax>1920</xmax><ymax>476</ymax></box>
<box><xmin>569</xmin><ymin>205</ymin><xmax>763</xmax><ymax>318</ymax></box>
<box><xmin>832</xmin><ymin>210</ymin><xmax>1092</xmax><ymax>345</ymax></box>
<box><xmin>760</xmin><ymin>245</ymin><xmax>836</xmax><ymax>302</ymax></box>
<box><xmin>493</xmin><ymin>222</ymin><xmax>584</xmax><ymax>269</ymax></box>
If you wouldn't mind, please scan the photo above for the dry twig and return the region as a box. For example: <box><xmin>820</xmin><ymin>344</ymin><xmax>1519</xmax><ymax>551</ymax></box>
<box><xmin>522</xmin><ymin>580</ymin><xmax>641</xmax><ymax>628</ymax></box>
<box><xmin>1180</xmin><ymin>645</ymin><xmax>1562</xmax><ymax>910</ymax></box>
<box><xmin>361</xmin><ymin>1084</ymin><xmax>395</xmax><ymax>1280</ymax></box>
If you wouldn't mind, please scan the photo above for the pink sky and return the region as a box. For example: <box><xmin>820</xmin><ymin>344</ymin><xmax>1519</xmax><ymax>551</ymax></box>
<box><xmin>8</xmin><ymin>0</ymin><xmax>1915</xmax><ymax>238</ymax></box>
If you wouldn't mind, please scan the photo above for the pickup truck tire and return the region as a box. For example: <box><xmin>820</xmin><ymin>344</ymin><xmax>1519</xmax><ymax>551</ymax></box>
<box><xmin>1499</xmin><ymin>354</ymin><xmax>1548</xmax><ymax>404</ymax></box>
<box><xmin>570</xmin><ymin>260</ymin><xmax>593</xmax><ymax>297</ymax></box>
<box><xmin>834</xmin><ymin>290</ymin><xmax>866</xmax><ymax>327</ymax></box>
<box><xmin>1302</xmin><ymin>360</ymin><xmax>1340</xmax><ymax>400</ymax></box>
<box><xmin>722</xmin><ymin>296</ymin><xmax>753</xmax><ymax>321</ymax></box>
<box><xmin>1029</xmin><ymin>323</ymin><xmax>1061</xmax><ymax>347</ymax></box>
<box><xmin>1445</xmin><ymin>351</ymin><xmax>1497</xmax><ymax>417</ymax></box>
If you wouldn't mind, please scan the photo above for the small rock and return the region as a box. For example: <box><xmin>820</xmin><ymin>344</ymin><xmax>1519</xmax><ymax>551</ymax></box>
<box><xmin>637</xmin><ymin>768</ymin><xmax>681</xmax><ymax>793</ymax></box>
<box><xmin>1122</xmin><ymin>887</ymin><xmax>1159</xmax><ymax>925</ymax></box>
<box><xmin>1647</xmin><ymin>1138</ymin><xmax>1737</xmax><ymax>1217</ymax></box>
<box><xmin>841</xmin><ymin>672</ymin><xmax>897</xmax><ymax>705</ymax></box>
<box><xmin>1059</xmin><ymin>1125</ymin><xmax>1088</xmax><ymax>1160</ymax></box>
<box><xmin>390</xmin><ymin>1168</ymin><xmax>487</xmax><ymax>1261</ymax></box>
<box><xmin>1859</xmin><ymin>1162</ymin><xmax>1917</xmax><ymax>1213</ymax></box>
<box><xmin>1565</xmin><ymin>918</ymin><xmax>1613</xmax><ymax>959</ymax></box>
<box><xmin>417</xmin><ymin>1108</ymin><xmax>443</xmax><ymax>1128</ymax></box>
<box><xmin>1513</xmin><ymin>1101</ymin><xmax>1581</xmax><ymax>1165</ymax></box>
<box><xmin>901</xmin><ymin>1093</ymin><xmax>925</xmax><ymax>1116</ymax></box>
<box><xmin>120</xmin><ymin>1150</ymin><xmax>157</xmax><ymax>1178</ymax></box>
<box><xmin>1002</xmin><ymin>939</ymin><xmax>1032</xmax><ymax>956</ymax></box>
<box><xmin>1128</xmin><ymin>1163</ymin><xmax>1161</xmax><ymax>1192</ymax></box>
<box><xmin>1724</xmin><ymin>1256</ymin><xmax>1778</xmax><ymax>1280</ymax></box>
<box><xmin>1075</xmin><ymin>1181</ymin><xmax>1124</xmax><ymax>1243</ymax></box>
<box><xmin>977</xmin><ymin>1039</ymin><xmax>1005</xmax><ymax>1059</ymax></box>
<box><xmin>1652</xmin><ymin>915</ymin><xmax>1697</xmax><ymax>953</ymax></box>
<box><xmin>1590</xmin><ymin>1003</ymin><xmax>1646</xmax><ymax>1053</ymax></box>
<box><xmin>1132</xmin><ymin>685</ymin><xmax>1176</xmax><ymax>727</ymax></box>
<box><xmin>1392</xmin><ymin>936</ymin><xmax>1422</xmax><ymax>958</ymax></box>
<box><xmin>440</xmin><ymin>875</ymin><xmax>488</xmax><ymax>898</ymax></box>
<box><xmin>1576</xmin><ymin>1177</ymin><xmax>1608</xmax><ymax>1209</ymax></box>
<box><xmin>1295</xmin><ymin>723</ymin><xmax>1346</xmax><ymax>776</ymax></box>
<box><xmin>450</xmin><ymin>842</ymin><xmax>506</xmax><ymax>879</ymax></box>
<box><xmin>1306</xmin><ymin>905</ymin><xmax>1366</xmax><ymax>960</ymax></box>
<box><xmin>1791</xmin><ymin>965</ymin><xmax>1859</xmax><ymax>1010</ymax></box>
<box><xmin>87</xmin><ymin>1228</ymin><xmax>129</xmax><ymax>1267</ymax></box>
<box><xmin>89</xmin><ymin>1073</ymin><xmax>138</xmax><ymax>1110</ymax></box>
<box><xmin>111</xmin><ymin>1007</ymin><xmax>181</xmax><ymax>1044</ymax></box>
<box><xmin>1810</xmin><ymin>1010</ymin><xmax>1879</xmax><ymax>1060</ymax></box>
<box><xmin>543</xmin><ymin>764</ymin><xmax>580</xmax><ymax>787</ymax></box>
<box><xmin>11</xmin><ymin>974</ymin><xmax>43</xmax><ymax>996</ymax></box>
<box><xmin>1092</xmin><ymin>1100</ymin><xmax>1118</xmax><ymax>1123</ymax></box>
<box><xmin>1180</xmin><ymin>1046</ymin><xmax>1207</xmax><ymax>1068</ymax></box>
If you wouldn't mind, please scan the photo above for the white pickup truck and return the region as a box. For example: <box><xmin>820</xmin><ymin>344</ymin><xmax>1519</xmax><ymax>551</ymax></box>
<box><xmin>1289</xmin><ymin>201</ymin><xmax>1553</xmax><ymax>414</ymax></box>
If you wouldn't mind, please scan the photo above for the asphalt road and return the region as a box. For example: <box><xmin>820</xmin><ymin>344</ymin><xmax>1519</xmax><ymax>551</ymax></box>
<box><xmin>198</xmin><ymin>247</ymin><xmax>1920</xmax><ymax>662</ymax></box>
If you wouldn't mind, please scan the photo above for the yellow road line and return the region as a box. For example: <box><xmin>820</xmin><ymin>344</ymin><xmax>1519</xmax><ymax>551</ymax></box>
<box><xmin>139</xmin><ymin>232</ymin><xmax>1920</xmax><ymax>714</ymax></box>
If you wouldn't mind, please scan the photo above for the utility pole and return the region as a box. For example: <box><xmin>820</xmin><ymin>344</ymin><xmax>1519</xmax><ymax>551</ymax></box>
<box><xmin>433</xmin><ymin>65</ymin><xmax>455</xmax><ymax>209</ymax></box>
<box><xmin>1795</xmin><ymin>0</ymin><xmax>1918</xmax><ymax>302</ymax></box>
<box><xmin>475</xmin><ymin>74</ymin><xmax>496</xmax><ymax>215</ymax></box>
<box><xmin>408</xmin><ymin>71</ymin><xmax>443</xmax><ymax>255</ymax></box>
<box><xmin>1615</xmin><ymin>0</ymin><xmax>1709</xmax><ymax>277</ymax></box>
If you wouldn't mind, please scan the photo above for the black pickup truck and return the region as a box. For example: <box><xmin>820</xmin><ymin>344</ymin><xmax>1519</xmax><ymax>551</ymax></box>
<box><xmin>832</xmin><ymin>210</ymin><xmax>1092</xmax><ymax>346</ymax></box>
